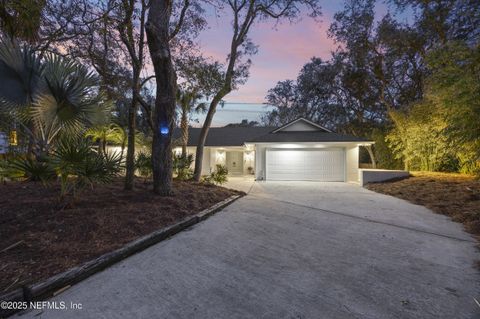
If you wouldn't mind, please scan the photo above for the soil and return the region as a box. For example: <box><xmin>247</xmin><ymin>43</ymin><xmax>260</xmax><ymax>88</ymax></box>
<box><xmin>366</xmin><ymin>171</ymin><xmax>480</xmax><ymax>237</ymax></box>
<box><xmin>0</xmin><ymin>178</ymin><xmax>242</xmax><ymax>295</ymax></box>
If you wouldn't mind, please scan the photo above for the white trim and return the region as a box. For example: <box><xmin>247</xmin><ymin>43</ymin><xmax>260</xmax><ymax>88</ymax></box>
<box><xmin>271</xmin><ymin>118</ymin><xmax>332</xmax><ymax>133</ymax></box>
<box><xmin>251</xmin><ymin>141</ymin><xmax>374</xmax><ymax>145</ymax></box>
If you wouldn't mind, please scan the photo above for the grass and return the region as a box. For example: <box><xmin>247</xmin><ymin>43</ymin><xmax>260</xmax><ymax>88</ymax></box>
<box><xmin>365</xmin><ymin>171</ymin><xmax>480</xmax><ymax>237</ymax></box>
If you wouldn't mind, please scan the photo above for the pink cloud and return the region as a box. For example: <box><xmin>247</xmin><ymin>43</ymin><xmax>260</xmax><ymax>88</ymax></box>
<box><xmin>197</xmin><ymin>14</ymin><xmax>336</xmax><ymax>103</ymax></box>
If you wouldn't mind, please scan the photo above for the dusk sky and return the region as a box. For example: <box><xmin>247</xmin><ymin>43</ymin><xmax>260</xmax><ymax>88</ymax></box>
<box><xmin>194</xmin><ymin>1</ymin><xmax>399</xmax><ymax>126</ymax></box>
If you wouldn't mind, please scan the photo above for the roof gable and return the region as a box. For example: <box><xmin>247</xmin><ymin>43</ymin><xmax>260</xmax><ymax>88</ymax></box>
<box><xmin>271</xmin><ymin>118</ymin><xmax>331</xmax><ymax>133</ymax></box>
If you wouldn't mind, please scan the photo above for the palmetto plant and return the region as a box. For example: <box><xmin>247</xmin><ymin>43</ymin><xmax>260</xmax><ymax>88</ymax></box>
<box><xmin>0</xmin><ymin>41</ymin><xmax>110</xmax><ymax>157</ymax></box>
<box><xmin>135</xmin><ymin>151</ymin><xmax>153</xmax><ymax>182</ymax></box>
<box><xmin>7</xmin><ymin>157</ymin><xmax>56</xmax><ymax>183</ymax></box>
<box><xmin>52</xmin><ymin>137</ymin><xmax>122</xmax><ymax>199</ymax></box>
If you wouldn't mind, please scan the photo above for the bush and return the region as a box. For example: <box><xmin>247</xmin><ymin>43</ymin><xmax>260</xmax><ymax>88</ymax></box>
<box><xmin>173</xmin><ymin>153</ymin><xmax>194</xmax><ymax>180</ymax></box>
<box><xmin>135</xmin><ymin>152</ymin><xmax>153</xmax><ymax>180</ymax></box>
<box><xmin>204</xmin><ymin>164</ymin><xmax>228</xmax><ymax>185</ymax></box>
<box><xmin>371</xmin><ymin>128</ymin><xmax>403</xmax><ymax>170</ymax></box>
<box><xmin>52</xmin><ymin>138</ymin><xmax>122</xmax><ymax>198</ymax></box>
<box><xmin>8</xmin><ymin>158</ymin><xmax>56</xmax><ymax>183</ymax></box>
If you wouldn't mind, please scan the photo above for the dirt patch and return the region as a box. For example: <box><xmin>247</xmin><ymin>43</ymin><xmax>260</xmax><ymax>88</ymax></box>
<box><xmin>0</xmin><ymin>179</ymin><xmax>242</xmax><ymax>295</ymax></box>
<box><xmin>366</xmin><ymin>171</ymin><xmax>480</xmax><ymax>237</ymax></box>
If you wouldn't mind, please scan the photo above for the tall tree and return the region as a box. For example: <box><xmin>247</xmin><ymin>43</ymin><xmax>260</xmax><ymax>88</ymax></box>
<box><xmin>146</xmin><ymin>0</ymin><xmax>204</xmax><ymax>195</ymax></box>
<box><xmin>66</xmin><ymin>0</ymin><xmax>158</xmax><ymax>190</ymax></box>
<box><xmin>145</xmin><ymin>0</ymin><xmax>177</xmax><ymax>195</ymax></box>
<box><xmin>117</xmin><ymin>0</ymin><xmax>150</xmax><ymax>190</ymax></box>
<box><xmin>192</xmin><ymin>0</ymin><xmax>322</xmax><ymax>181</ymax></box>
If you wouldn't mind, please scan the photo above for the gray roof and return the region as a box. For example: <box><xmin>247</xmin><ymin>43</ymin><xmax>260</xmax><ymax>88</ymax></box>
<box><xmin>173</xmin><ymin>126</ymin><xmax>370</xmax><ymax>146</ymax></box>
<box><xmin>173</xmin><ymin>127</ymin><xmax>275</xmax><ymax>147</ymax></box>
<box><xmin>246</xmin><ymin>131</ymin><xmax>371</xmax><ymax>143</ymax></box>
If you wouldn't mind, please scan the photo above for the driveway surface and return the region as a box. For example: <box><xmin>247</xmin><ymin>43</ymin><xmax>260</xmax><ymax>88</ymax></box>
<box><xmin>20</xmin><ymin>178</ymin><xmax>480</xmax><ymax>318</ymax></box>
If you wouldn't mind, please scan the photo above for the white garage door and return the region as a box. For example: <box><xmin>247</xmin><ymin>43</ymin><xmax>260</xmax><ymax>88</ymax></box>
<box><xmin>266</xmin><ymin>148</ymin><xmax>345</xmax><ymax>181</ymax></box>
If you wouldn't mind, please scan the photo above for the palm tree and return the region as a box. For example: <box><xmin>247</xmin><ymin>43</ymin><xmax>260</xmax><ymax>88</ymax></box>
<box><xmin>0</xmin><ymin>41</ymin><xmax>109</xmax><ymax>158</ymax></box>
<box><xmin>176</xmin><ymin>89</ymin><xmax>206</xmax><ymax>157</ymax></box>
<box><xmin>86</xmin><ymin>124</ymin><xmax>127</xmax><ymax>156</ymax></box>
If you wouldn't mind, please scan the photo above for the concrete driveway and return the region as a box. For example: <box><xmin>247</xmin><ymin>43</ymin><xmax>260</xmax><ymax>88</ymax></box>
<box><xmin>20</xmin><ymin>178</ymin><xmax>480</xmax><ymax>318</ymax></box>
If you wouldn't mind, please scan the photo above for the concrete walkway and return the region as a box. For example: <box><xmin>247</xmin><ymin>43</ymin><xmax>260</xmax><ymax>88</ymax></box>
<box><xmin>20</xmin><ymin>178</ymin><xmax>480</xmax><ymax>318</ymax></box>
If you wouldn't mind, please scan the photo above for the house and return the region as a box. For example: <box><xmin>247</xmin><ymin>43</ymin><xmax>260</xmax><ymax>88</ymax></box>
<box><xmin>173</xmin><ymin>118</ymin><xmax>373</xmax><ymax>183</ymax></box>
<box><xmin>0</xmin><ymin>132</ymin><xmax>7</xmax><ymax>154</ymax></box>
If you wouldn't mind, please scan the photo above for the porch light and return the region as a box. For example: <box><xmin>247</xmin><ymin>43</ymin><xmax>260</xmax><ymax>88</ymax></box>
<box><xmin>244</xmin><ymin>151</ymin><xmax>254</xmax><ymax>161</ymax></box>
<box><xmin>216</xmin><ymin>150</ymin><xmax>225</xmax><ymax>162</ymax></box>
<box><xmin>9</xmin><ymin>129</ymin><xmax>17</xmax><ymax>146</ymax></box>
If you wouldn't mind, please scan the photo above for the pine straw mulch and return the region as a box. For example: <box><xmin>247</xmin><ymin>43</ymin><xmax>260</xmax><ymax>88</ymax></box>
<box><xmin>365</xmin><ymin>171</ymin><xmax>480</xmax><ymax>238</ymax></box>
<box><xmin>0</xmin><ymin>178</ymin><xmax>243</xmax><ymax>295</ymax></box>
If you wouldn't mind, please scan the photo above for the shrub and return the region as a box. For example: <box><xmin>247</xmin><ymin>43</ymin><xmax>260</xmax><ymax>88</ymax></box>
<box><xmin>135</xmin><ymin>152</ymin><xmax>153</xmax><ymax>180</ymax></box>
<box><xmin>8</xmin><ymin>158</ymin><xmax>56</xmax><ymax>184</ymax></box>
<box><xmin>52</xmin><ymin>138</ymin><xmax>122</xmax><ymax>198</ymax></box>
<box><xmin>204</xmin><ymin>164</ymin><xmax>228</xmax><ymax>185</ymax></box>
<box><xmin>173</xmin><ymin>153</ymin><xmax>194</xmax><ymax>180</ymax></box>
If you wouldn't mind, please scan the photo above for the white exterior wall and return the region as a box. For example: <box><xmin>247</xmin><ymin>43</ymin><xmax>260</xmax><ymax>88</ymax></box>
<box><xmin>202</xmin><ymin>147</ymin><xmax>212</xmax><ymax>175</ymax></box>
<box><xmin>185</xmin><ymin>146</ymin><xmax>255</xmax><ymax>176</ymax></box>
<box><xmin>208</xmin><ymin>147</ymin><xmax>224</xmax><ymax>174</ymax></box>
<box><xmin>254</xmin><ymin>144</ymin><xmax>267</xmax><ymax>180</ymax></box>
<box><xmin>182</xmin><ymin>146</ymin><xmax>212</xmax><ymax>175</ymax></box>
<box><xmin>345</xmin><ymin>145</ymin><xmax>359</xmax><ymax>183</ymax></box>
<box><xmin>243</xmin><ymin>150</ymin><xmax>255</xmax><ymax>175</ymax></box>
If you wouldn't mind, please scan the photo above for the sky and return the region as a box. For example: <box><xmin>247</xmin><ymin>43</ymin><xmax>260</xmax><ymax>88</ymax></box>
<box><xmin>193</xmin><ymin>1</ymin><xmax>405</xmax><ymax>126</ymax></box>
<box><xmin>197</xmin><ymin>2</ymin><xmax>344</xmax><ymax>104</ymax></box>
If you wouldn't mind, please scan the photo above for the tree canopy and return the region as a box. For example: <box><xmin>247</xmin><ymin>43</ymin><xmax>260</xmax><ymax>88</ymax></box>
<box><xmin>263</xmin><ymin>0</ymin><xmax>480</xmax><ymax>173</ymax></box>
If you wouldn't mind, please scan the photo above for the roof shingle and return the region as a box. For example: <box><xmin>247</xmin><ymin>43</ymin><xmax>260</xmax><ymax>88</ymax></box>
<box><xmin>173</xmin><ymin>126</ymin><xmax>371</xmax><ymax>146</ymax></box>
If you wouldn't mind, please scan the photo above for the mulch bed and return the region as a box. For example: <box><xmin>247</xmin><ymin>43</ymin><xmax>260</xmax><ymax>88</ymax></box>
<box><xmin>365</xmin><ymin>171</ymin><xmax>480</xmax><ymax>237</ymax></box>
<box><xmin>0</xmin><ymin>178</ymin><xmax>242</xmax><ymax>295</ymax></box>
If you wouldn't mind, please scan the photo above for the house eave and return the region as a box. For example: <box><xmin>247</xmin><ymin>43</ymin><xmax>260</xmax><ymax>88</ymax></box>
<box><xmin>246</xmin><ymin>141</ymin><xmax>375</xmax><ymax>145</ymax></box>
<box><xmin>270</xmin><ymin>117</ymin><xmax>333</xmax><ymax>133</ymax></box>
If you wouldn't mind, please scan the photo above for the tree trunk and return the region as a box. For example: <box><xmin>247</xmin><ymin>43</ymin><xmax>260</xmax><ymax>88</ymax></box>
<box><xmin>365</xmin><ymin>145</ymin><xmax>377</xmax><ymax>169</ymax></box>
<box><xmin>124</xmin><ymin>98</ymin><xmax>136</xmax><ymax>190</ymax></box>
<box><xmin>102</xmin><ymin>138</ymin><xmax>107</xmax><ymax>155</ymax></box>
<box><xmin>181</xmin><ymin>108</ymin><xmax>188</xmax><ymax>157</ymax></box>
<box><xmin>193</xmin><ymin>95</ymin><xmax>222</xmax><ymax>181</ymax></box>
<box><xmin>120</xmin><ymin>137</ymin><xmax>126</xmax><ymax>159</ymax></box>
<box><xmin>146</xmin><ymin>0</ymin><xmax>177</xmax><ymax>196</ymax></box>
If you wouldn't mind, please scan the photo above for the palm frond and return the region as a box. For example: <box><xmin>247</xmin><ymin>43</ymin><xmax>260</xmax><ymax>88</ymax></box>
<box><xmin>0</xmin><ymin>41</ymin><xmax>44</xmax><ymax>115</ymax></box>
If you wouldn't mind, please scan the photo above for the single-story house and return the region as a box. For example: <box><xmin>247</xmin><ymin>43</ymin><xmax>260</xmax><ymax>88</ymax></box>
<box><xmin>0</xmin><ymin>132</ymin><xmax>8</xmax><ymax>154</ymax></box>
<box><xmin>173</xmin><ymin>118</ymin><xmax>373</xmax><ymax>183</ymax></box>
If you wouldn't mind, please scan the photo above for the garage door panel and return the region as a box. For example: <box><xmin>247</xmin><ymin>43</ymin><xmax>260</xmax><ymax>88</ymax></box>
<box><xmin>266</xmin><ymin>149</ymin><xmax>345</xmax><ymax>181</ymax></box>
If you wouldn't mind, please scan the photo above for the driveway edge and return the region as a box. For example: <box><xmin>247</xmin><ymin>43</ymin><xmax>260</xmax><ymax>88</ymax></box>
<box><xmin>0</xmin><ymin>194</ymin><xmax>241</xmax><ymax>318</ymax></box>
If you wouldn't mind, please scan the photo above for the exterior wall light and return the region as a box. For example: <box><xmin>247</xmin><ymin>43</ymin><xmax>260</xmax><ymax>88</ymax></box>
<box><xmin>9</xmin><ymin>129</ymin><xmax>17</xmax><ymax>146</ymax></box>
<box><xmin>216</xmin><ymin>150</ymin><xmax>226</xmax><ymax>163</ymax></box>
<box><xmin>244</xmin><ymin>151</ymin><xmax>254</xmax><ymax>161</ymax></box>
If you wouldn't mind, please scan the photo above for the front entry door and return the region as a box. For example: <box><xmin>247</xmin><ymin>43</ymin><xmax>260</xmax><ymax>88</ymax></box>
<box><xmin>226</xmin><ymin>151</ymin><xmax>243</xmax><ymax>175</ymax></box>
